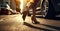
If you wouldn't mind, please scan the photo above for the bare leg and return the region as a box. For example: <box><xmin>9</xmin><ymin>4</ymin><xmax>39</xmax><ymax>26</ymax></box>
<box><xmin>22</xmin><ymin>6</ymin><xmax>29</xmax><ymax>21</ymax></box>
<box><xmin>31</xmin><ymin>8</ymin><xmax>40</xmax><ymax>24</ymax></box>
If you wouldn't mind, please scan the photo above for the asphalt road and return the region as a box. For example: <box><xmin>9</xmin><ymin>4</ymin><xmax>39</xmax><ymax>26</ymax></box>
<box><xmin>0</xmin><ymin>14</ymin><xmax>60</xmax><ymax>31</ymax></box>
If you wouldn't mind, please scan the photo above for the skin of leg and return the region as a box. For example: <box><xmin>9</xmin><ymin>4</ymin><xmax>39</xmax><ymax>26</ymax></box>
<box><xmin>31</xmin><ymin>6</ymin><xmax>38</xmax><ymax>22</ymax></box>
<box><xmin>31</xmin><ymin>7</ymin><xmax>40</xmax><ymax>24</ymax></box>
<box><xmin>22</xmin><ymin>6</ymin><xmax>29</xmax><ymax>21</ymax></box>
<box><xmin>31</xmin><ymin>8</ymin><xmax>36</xmax><ymax>21</ymax></box>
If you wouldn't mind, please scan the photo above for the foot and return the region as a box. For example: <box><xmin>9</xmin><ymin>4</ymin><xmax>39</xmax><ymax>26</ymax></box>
<box><xmin>32</xmin><ymin>21</ymin><xmax>40</xmax><ymax>24</ymax></box>
<box><xmin>22</xmin><ymin>15</ymin><xmax>25</xmax><ymax>21</ymax></box>
<box><xmin>22</xmin><ymin>11</ymin><xmax>28</xmax><ymax>21</ymax></box>
<box><xmin>31</xmin><ymin>16</ymin><xmax>40</xmax><ymax>24</ymax></box>
<box><xmin>22</xmin><ymin>13</ymin><xmax>26</xmax><ymax>21</ymax></box>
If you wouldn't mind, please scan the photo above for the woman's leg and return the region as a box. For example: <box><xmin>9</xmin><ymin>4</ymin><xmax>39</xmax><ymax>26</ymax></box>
<box><xmin>22</xmin><ymin>6</ymin><xmax>29</xmax><ymax>21</ymax></box>
<box><xmin>31</xmin><ymin>8</ymin><xmax>40</xmax><ymax>24</ymax></box>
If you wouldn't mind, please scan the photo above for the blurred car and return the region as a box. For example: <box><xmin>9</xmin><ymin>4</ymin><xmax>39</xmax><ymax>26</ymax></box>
<box><xmin>44</xmin><ymin>0</ymin><xmax>60</xmax><ymax>18</ymax></box>
<box><xmin>0</xmin><ymin>4</ymin><xmax>19</xmax><ymax>15</ymax></box>
<box><xmin>28</xmin><ymin>0</ymin><xmax>60</xmax><ymax>18</ymax></box>
<box><xmin>0</xmin><ymin>4</ymin><xmax>11</xmax><ymax>15</ymax></box>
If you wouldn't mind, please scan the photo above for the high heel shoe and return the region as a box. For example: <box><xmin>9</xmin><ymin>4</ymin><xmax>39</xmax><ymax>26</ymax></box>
<box><xmin>22</xmin><ymin>11</ymin><xmax>28</xmax><ymax>21</ymax></box>
<box><xmin>32</xmin><ymin>21</ymin><xmax>40</xmax><ymax>24</ymax></box>
<box><xmin>22</xmin><ymin>14</ymin><xmax>26</xmax><ymax>21</ymax></box>
<box><xmin>31</xmin><ymin>16</ymin><xmax>40</xmax><ymax>24</ymax></box>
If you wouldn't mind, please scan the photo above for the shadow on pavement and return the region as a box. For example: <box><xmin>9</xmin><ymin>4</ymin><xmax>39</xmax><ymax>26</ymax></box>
<box><xmin>41</xmin><ymin>24</ymin><xmax>60</xmax><ymax>30</ymax></box>
<box><xmin>44</xmin><ymin>17</ymin><xmax>60</xmax><ymax>21</ymax></box>
<box><xmin>24</xmin><ymin>22</ymin><xmax>52</xmax><ymax>31</ymax></box>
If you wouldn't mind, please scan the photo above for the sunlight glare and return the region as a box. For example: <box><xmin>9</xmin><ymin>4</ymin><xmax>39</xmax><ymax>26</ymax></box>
<box><xmin>20</xmin><ymin>0</ymin><xmax>24</xmax><ymax>12</ymax></box>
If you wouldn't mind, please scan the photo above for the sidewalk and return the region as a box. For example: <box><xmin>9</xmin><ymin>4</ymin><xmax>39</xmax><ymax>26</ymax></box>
<box><xmin>0</xmin><ymin>14</ymin><xmax>60</xmax><ymax>31</ymax></box>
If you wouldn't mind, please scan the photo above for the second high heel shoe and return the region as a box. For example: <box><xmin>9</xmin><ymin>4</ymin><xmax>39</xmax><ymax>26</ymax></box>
<box><xmin>31</xmin><ymin>16</ymin><xmax>40</xmax><ymax>24</ymax></box>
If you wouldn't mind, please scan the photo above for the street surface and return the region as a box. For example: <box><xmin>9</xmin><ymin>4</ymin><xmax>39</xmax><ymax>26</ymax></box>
<box><xmin>0</xmin><ymin>14</ymin><xmax>60</xmax><ymax>31</ymax></box>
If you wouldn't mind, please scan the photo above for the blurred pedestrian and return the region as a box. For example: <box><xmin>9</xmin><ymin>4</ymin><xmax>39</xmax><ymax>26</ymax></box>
<box><xmin>22</xmin><ymin>0</ymin><xmax>40</xmax><ymax>24</ymax></box>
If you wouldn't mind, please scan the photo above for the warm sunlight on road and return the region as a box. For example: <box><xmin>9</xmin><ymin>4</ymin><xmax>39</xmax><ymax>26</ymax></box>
<box><xmin>0</xmin><ymin>14</ymin><xmax>60</xmax><ymax>31</ymax></box>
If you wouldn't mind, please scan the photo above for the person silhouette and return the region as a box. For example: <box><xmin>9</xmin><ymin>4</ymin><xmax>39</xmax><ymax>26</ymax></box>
<box><xmin>22</xmin><ymin>0</ymin><xmax>40</xmax><ymax>24</ymax></box>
